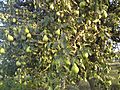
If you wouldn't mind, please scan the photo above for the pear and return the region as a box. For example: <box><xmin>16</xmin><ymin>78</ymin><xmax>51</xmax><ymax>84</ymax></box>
<box><xmin>106</xmin><ymin>81</ymin><xmax>112</xmax><ymax>86</ymax></box>
<box><xmin>79</xmin><ymin>1</ymin><xmax>86</xmax><ymax>8</ymax></box>
<box><xmin>102</xmin><ymin>10</ymin><xmax>107</xmax><ymax>18</ymax></box>
<box><xmin>12</xmin><ymin>18</ymin><xmax>17</xmax><ymax>23</ymax></box>
<box><xmin>43</xmin><ymin>35</ymin><xmax>48</xmax><ymax>42</ymax></box>
<box><xmin>26</xmin><ymin>46</ymin><xmax>31</xmax><ymax>53</ymax></box>
<box><xmin>56</xmin><ymin>12</ymin><xmax>60</xmax><ymax>16</ymax></box>
<box><xmin>16</xmin><ymin>61</ymin><xmax>21</xmax><ymax>66</ymax></box>
<box><xmin>83</xmin><ymin>52</ymin><xmax>88</xmax><ymax>58</ymax></box>
<box><xmin>74</xmin><ymin>10</ymin><xmax>79</xmax><ymax>15</ymax></box>
<box><xmin>0</xmin><ymin>48</ymin><xmax>5</xmax><ymax>54</ymax></box>
<box><xmin>55</xmin><ymin>29</ymin><xmax>60</xmax><ymax>35</ymax></box>
<box><xmin>25</xmin><ymin>28</ymin><xmax>29</xmax><ymax>34</ymax></box>
<box><xmin>87</xmin><ymin>20</ymin><xmax>91</xmax><ymax>25</ymax></box>
<box><xmin>83</xmin><ymin>24</ymin><xmax>87</xmax><ymax>30</ymax></box>
<box><xmin>94</xmin><ymin>25</ymin><xmax>97</xmax><ymax>30</ymax></box>
<box><xmin>71</xmin><ymin>63</ymin><xmax>79</xmax><ymax>74</ymax></box>
<box><xmin>64</xmin><ymin>59</ymin><xmax>71</xmax><ymax>65</ymax></box>
<box><xmin>27</xmin><ymin>33</ymin><xmax>31</xmax><ymax>38</ymax></box>
<box><xmin>98</xmin><ymin>14</ymin><xmax>102</xmax><ymax>19</ymax></box>
<box><xmin>33</xmin><ymin>14</ymin><xmax>36</xmax><ymax>18</ymax></box>
<box><xmin>93</xmin><ymin>19</ymin><xmax>99</xmax><ymax>23</ymax></box>
<box><xmin>50</xmin><ymin>3</ymin><xmax>54</xmax><ymax>10</ymax></box>
<box><xmin>7</xmin><ymin>35</ymin><xmax>14</xmax><ymax>41</ymax></box>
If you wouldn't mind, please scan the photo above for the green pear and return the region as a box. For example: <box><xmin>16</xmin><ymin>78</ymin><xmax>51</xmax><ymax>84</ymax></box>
<box><xmin>7</xmin><ymin>35</ymin><xmax>14</xmax><ymax>41</ymax></box>
<box><xmin>50</xmin><ymin>3</ymin><xmax>54</xmax><ymax>10</ymax></box>
<box><xmin>43</xmin><ymin>35</ymin><xmax>48</xmax><ymax>42</ymax></box>
<box><xmin>102</xmin><ymin>10</ymin><xmax>107</xmax><ymax>18</ymax></box>
<box><xmin>16</xmin><ymin>61</ymin><xmax>21</xmax><ymax>66</ymax></box>
<box><xmin>12</xmin><ymin>18</ymin><xmax>17</xmax><ymax>23</ymax></box>
<box><xmin>93</xmin><ymin>19</ymin><xmax>99</xmax><ymax>23</ymax></box>
<box><xmin>27</xmin><ymin>33</ymin><xmax>31</xmax><ymax>38</ymax></box>
<box><xmin>71</xmin><ymin>63</ymin><xmax>79</xmax><ymax>74</ymax></box>
<box><xmin>83</xmin><ymin>52</ymin><xmax>88</xmax><ymax>58</ymax></box>
<box><xmin>79</xmin><ymin>1</ymin><xmax>86</xmax><ymax>8</ymax></box>
<box><xmin>83</xmin><ymin>24</ymin><xmax>87</xmax><ymax>30</ymax></box>
<box><xmin>26</xmin><ymin>46</ymin><xmax>31</xmax><ymax>52</ymax></box>
<box><xmin>25</xmin><ymin>28</ymin><xmax>29</xmax><ymax>34</ymax></box>
<box><xmin>74</xmin><ymin>10</ymin><xmax>79</xmax><ymax>15</ymax></box>
<box><xmin>0</xmin><ymin>48</ymin><xmax>5</xmax><ymax>54</ymax></box>
<box><xmin>55</xmin><ymin>29</ymin><xmax>60</xmax><ymax>35</ymax></box>
<box><xmin>87</xmin><ymin>20</ymin><xmax>91</xmax><ymax>25</ymax></box>
<box><xmin>106</xmin><ymin>80</ymin><xmax>112</xmax><ymax>86</ymax></box>
<box><xmin>64</xmin><ymin>59</ymin><xmax>71</xmax><ymax>65</ymax></box>
<box><xmin>56</xmin><ymin>12</ymin><xmax>60</xmax><ymax>16</ymax></box>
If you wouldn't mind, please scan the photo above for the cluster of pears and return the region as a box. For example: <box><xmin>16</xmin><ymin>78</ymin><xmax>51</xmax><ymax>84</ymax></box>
<box><xmin>25</xmin><ymin>27</ymin><xmax>32</xmax><ymax>38</ymax></box>
<box><xmin>70</xmin><ymin>52</ymin><xmax>89</xmax><ymax>74</ymax></box>
<box><xmin>64</xmin><ymin>59</ymin><xmax>79</xmax><ymax>74</ymax></box>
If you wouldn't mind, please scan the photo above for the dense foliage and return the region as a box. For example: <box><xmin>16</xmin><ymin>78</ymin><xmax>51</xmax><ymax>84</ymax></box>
<box><xmin>0</xmin><ymin>0</ymin><xmax>120</xmax><ymax>90</ymax></box>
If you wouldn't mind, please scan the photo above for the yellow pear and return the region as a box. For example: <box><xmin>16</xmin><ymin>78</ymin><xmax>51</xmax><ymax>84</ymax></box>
<box><xmin>71</xmin><ymin>63</ymin><xmax>79</xmax><ymax>74</ymax></box>
<box><xmin>27</xmin><ymin>33</ymin><xmax>31</xmax><ymax>38</ymax></box>
<box><xmin>93</xmin><ymin>25</ymin><xmax>97</xmax><ymax>30</ymax></box>
<box><xmin>0</xmin><ymin>48</ymin><xmax>5</xmax><ymax>54</ymax></box>
<box><xmin>84</xmin><ymin>24</ymin><xmax>87</xmax><ymax>30</ymax></box>
<box><xmin>43</xmin><ymin>35</ymin><xmax>48</xmax><ymax>42</ymax></box>
<box><xmin>87</xmin><ymin>20</ymin><xmax>91</xmax><ymax>25</ymax></box>
<box><xmin>64</xmin><ymin>59</ymin><xmax>71</xmax><ymax>65</ymax></box>
<box><xmin>83</xmin><ymin>52</ymin><xmax>88</xmax><ymax>58</ymax></box>
<box><xmin>25</xmin><ymin>28</ymin><xmax>29</xmax><ymax>34</ymax></box>
<box><xmin>56</xmin><ymin>12</ymin><xmax>60</xmax><ymax>16</ymax></box>
<box><xmin>26</xmin><ymin>46</ymin><xmax>31</xmax><ymax>52</ymax></box>
<box><xmin>55</xmin><ymin>29</ymin><xmax>60</xmax><ymax>35</ymax></box>
<box><xmin>16</xmin><ymin>61</ymin><xmax>21</xmax><ymax>66</ymax></box>
<box><xmin>102</xmin><ymin>10</ymin><xmax>107</xmax><ymax>18</ymax></box>
<box><xmin>79</xmin><ymin>1</ymin><xmax>86</xmax><ymax>8</ymax></box>
<box><xmin>74</xmin><ymin>10</ymin><xmax>79</xmax><ymax>15</ymax></box>
<box><xmin>93</xmin><ymin>19</ymin><xmax>99</xmax><ymax>23</ymax></box>
<box><xmin>50</xmin><ymin>3</ymin><xmax>54</xmax><ymax>10</ymax></box>
<box><xmin>12</xmin><ymin>18</ymin><xmax>17</xmax><ymax>23</ymax></box>
<box><xmin>7</xmin><ymin>35</ymin><xmax>14</xmax><ymax>41</ymax></box>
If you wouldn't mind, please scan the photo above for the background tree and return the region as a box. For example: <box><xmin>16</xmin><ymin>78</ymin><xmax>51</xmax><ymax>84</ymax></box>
<box><xmin>0</xmin><ymin>0</ymin><xmax>120</xmax><ymax>90</ymax></box>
